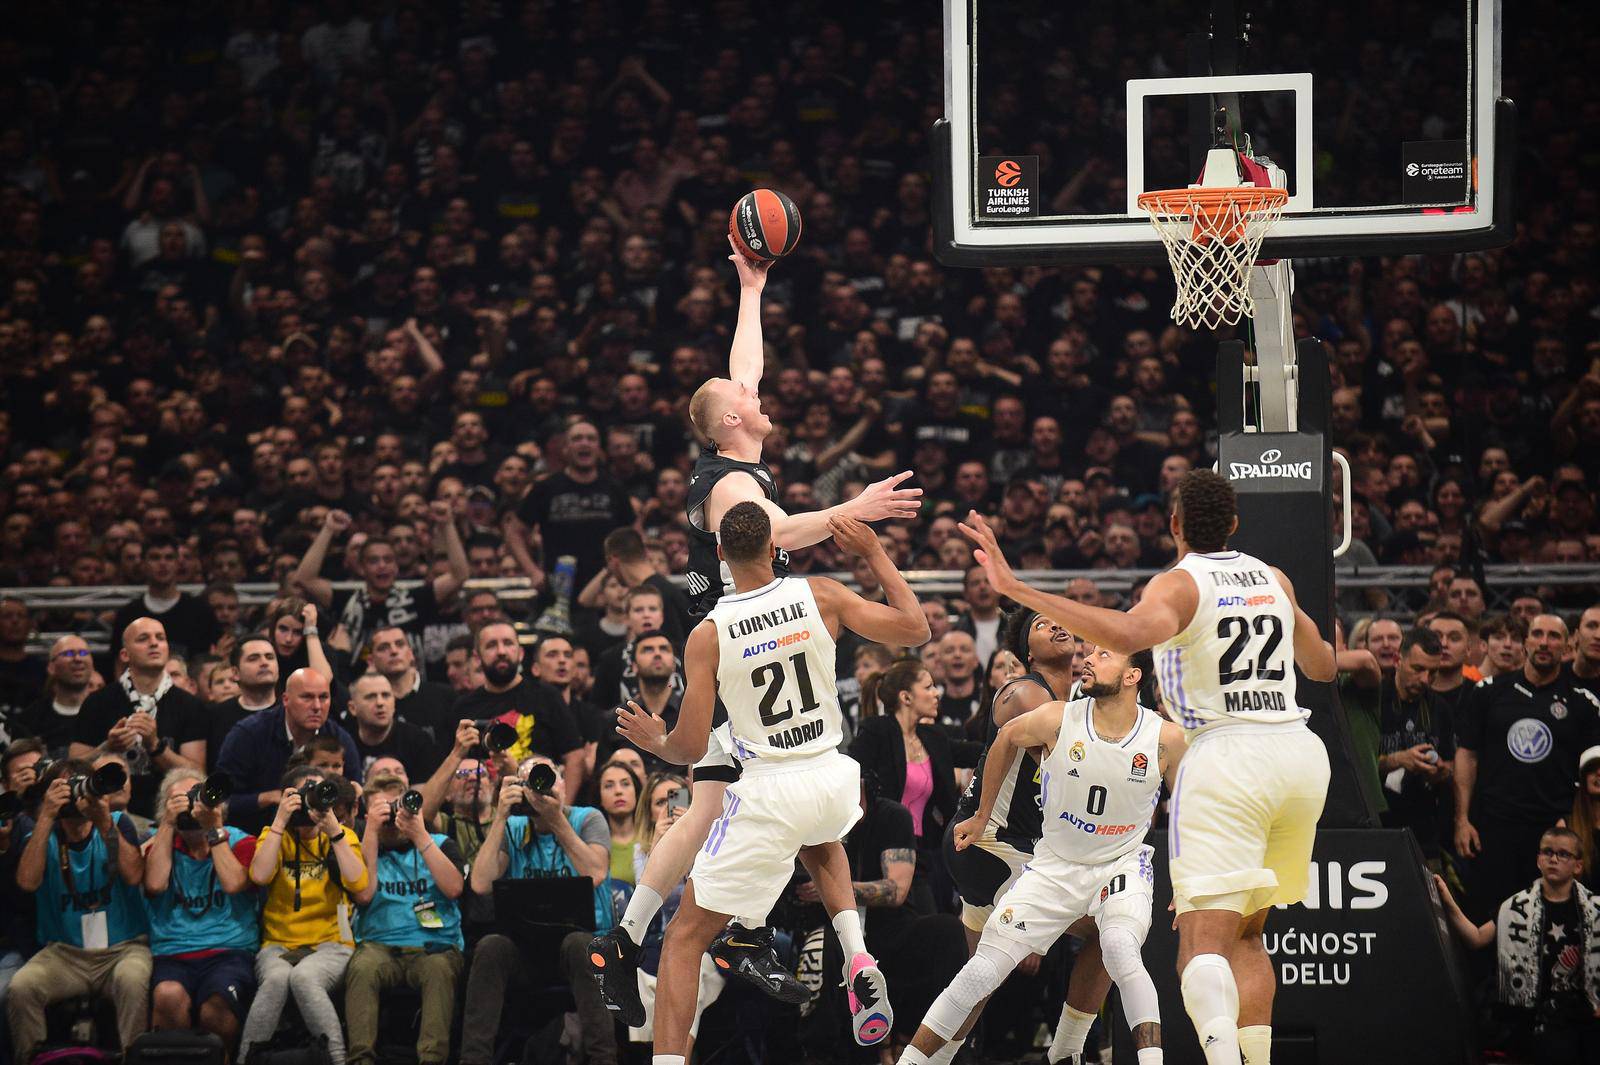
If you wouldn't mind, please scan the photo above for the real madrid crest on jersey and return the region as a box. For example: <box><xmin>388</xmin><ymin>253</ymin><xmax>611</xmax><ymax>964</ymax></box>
<box><xmin>1068</xmin><ymin>741</ymin><xmax>1085</xmax><ymax>762</ymax></box>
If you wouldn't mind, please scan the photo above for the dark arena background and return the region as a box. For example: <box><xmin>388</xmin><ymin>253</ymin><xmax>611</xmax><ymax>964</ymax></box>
<box><xmin>0</xmin><ymin>1</ymin><xmax>1597</xmax><ymax>1064</ymax></box>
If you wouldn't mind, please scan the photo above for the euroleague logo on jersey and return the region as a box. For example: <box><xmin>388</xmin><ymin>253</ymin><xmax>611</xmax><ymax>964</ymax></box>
<box><xmin>1130</xmin><ymin>752</ymin><xmax>1148</xmax><ymax>778</ymax></box>
<box><xmin>994</xmin><ymin>159</ymin><xmax>1023</xmax><ymax>186</ymax></box>
<box><xmin>1229</xmin><ymin>447</ymin><xmax>1314</xmax><ymax>481</ymax></box>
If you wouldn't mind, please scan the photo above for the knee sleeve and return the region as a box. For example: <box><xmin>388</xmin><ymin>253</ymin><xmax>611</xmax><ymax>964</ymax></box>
<box><xmin>1181</xmin><ymin>953</ymin><xmax>1239</xmax><ymax>1054</ymax></box>
<box><xmin>922</xmin><ymin>942</ymin><xmax>1019</xmax><ymax>1040</ymax></box>
<box><xmin>1101</xmin><ymin>923</ymin><xmax>1160</xmax><ymax>1029</ymax></box>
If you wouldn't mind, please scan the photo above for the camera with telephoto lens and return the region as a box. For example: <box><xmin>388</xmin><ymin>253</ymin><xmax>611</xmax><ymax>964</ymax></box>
<box><xmin>68</xmin><ymin>763</ymin><xmax>127</xmax><ymax>803</ymax></box>
<box><xmin>288</xmin><ymin>777</ymin><xmax>342</xmax><ymax>827</ymax></box>
<box><xmin>176</xmin><ymin>772</ymin><xmax>232</xmax><ymax>831</ymax></box>
<box><xmin>471</xmin><ymin>719</ymin><xmax>518</xmax><ymax>754</ymax></box>
<box><xmin>386</xmin><ymin>789</ymin><xmax>424</xmax><ymax>823</ymax></box>
<box><xmin>510</xmin><ymin>763</ymin><xmax>557</xmax><ymax>817</ymax></box>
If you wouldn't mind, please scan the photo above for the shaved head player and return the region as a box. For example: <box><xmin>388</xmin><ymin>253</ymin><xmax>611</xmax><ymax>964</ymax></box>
<box><xmin>961</xmin><ymin>470</ymin><xmax>1337</xmax><ymax>1065</ymax></box>
<box><xmin>590</xmin><ymin>237</ymin><xmax>922</xmax><ymax>1026</ymax></box>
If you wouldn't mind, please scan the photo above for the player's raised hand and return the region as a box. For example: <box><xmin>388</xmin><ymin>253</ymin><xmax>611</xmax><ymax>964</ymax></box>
<box><xmin>615</xmin><ymin>700</ymin><xmax>668</xmax><ymax>756</ymax></box>
<box><xmin>727</xmin><ymin>233</ymin><xmax>773</xmax><ymax>291</ymax></box>
<box><xmin>827</xmin><ymin>516</ymin><xmax>881</xmax><ymax>558</ymax></box>
<box><xmin>958</xmin><ymin>510</ymin><xmax>1019</xmax><ymax>594</ymax></box>
<box><xmin>848</xmin><ymin>471</ymin><xmax>922</xmax><ymax>523</ymax></box>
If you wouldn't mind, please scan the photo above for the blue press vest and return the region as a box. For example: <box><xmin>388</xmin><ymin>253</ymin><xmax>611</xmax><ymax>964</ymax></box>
<box><xmin>354</xmin><ymin>834</ymin><xmax>463</xmax><ymax>950</ymax></box>
<box><xmin>32</xmin><ymin>812</ymin><xmax>149</xmax><ymax>948</ymax></box>
<box><xmin>503</xmin><ymin>808</ymin><xmax>613</xmax><ymax>932</ymax></box>
<box><xmin>145</xmin><ymin>827</ymin><xmax>260</xmax><ymax>956</ymax></box>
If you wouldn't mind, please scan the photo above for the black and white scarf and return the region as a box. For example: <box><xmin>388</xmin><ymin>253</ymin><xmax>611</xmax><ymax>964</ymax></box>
<box><xmin>117</xmin><ymin>669</ymin><xmax>172</xmax><ymax>777</ymax></box>
<box><xmin>1496</xmin><ymin>878</ymin><xmax>1600</xmax><ymax>1011</ymax></box>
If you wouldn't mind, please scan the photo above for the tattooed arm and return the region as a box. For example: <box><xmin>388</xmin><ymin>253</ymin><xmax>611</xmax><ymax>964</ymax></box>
<box><xmin>853</xmin><ymin>847</ymin><xmax>915</xmax><ymax>907</ymax></box>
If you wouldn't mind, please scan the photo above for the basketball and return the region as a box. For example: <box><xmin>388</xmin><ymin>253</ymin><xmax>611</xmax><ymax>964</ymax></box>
<box><xmin>728</xmin><ymin>188</ymin><xmax>802</xmax><ymax>261</ymax></box>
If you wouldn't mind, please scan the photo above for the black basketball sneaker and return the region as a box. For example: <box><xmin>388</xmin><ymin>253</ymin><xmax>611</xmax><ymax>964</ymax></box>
<box><xmin>587</xmin><ymin>928</ymin><xmax>646</xmax><ymax>1027</ymax></box>
<box><xmin>709</xmin><ymin>923</ymin><xmax>811</xmax><ymax>1005</ymax></box>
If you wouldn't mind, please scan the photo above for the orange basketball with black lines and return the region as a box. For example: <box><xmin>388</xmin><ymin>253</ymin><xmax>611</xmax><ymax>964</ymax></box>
<box><xmin>729</xmin><ymin>188</ymin><xmax>802</xmax><ymax>261</ymax></box>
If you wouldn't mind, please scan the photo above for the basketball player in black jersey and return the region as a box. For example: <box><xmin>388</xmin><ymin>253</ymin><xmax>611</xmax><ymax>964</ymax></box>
<box><xmin>942</xmin><ymin>609</ymin><xmax>1125</xmax><ymax>1065</ymax></box>
<box><xmin>591</xmin><ymin>238</ymin><xmax>923</xmax><ymax>1023</ymax></box>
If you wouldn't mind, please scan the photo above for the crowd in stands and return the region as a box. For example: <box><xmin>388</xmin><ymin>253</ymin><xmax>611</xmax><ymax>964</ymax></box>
<box><xmin>0</xmin><ymin>0</ymin><xmax>1597</xmax><ymax>1062</ymax></box>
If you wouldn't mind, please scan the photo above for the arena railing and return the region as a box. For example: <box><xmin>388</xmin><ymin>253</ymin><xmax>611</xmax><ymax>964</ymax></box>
<box><xmin>11</xmin><ymin>564</ymin><xmax>1597</xmax><ymax>655</ymax></box>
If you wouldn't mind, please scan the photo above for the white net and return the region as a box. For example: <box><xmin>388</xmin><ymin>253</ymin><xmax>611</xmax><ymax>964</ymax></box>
<box><xmin>1137</xmin><ymin>187</ymin><xmax>1288</xmax><ymax>330</ymax></box>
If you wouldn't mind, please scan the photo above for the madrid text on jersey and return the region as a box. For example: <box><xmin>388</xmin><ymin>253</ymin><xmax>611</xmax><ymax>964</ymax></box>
<box><xmin>1226</xmin><ymin>690</ymin><xmax>1290</xmax><ymax>713</ymax></box>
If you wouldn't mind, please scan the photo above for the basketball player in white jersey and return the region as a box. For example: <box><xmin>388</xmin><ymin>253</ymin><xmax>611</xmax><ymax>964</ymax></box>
<box><xmin>616</xmin><ymin>503</ymin><xmax>930</xmax><ymax>1065</ymax></box>
<box><xmin>592</xmin><ymin>238</ymin><xmax>921</xmax><ymax>1019</ymax></box>
<box><xmin>896</xmin><ymin>644</ymin><xmax>1184</xmax><ymax>1065</ymax></box>
<box><xmin>960</xmin><ymin>469</ymin><xmax>1337</xmax><ymax>1065</ymax></box>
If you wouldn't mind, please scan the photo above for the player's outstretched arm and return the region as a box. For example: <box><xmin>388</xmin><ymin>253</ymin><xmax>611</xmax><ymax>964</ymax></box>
<box><xmin>811</xmin><ymin>516</ymin><xmax>931</xmax><ymax>648</ymax></box>
<box><xmin>959</xmin><ymin>511</ymin><xmax>1190</xmax><ymax>653</ymax></box>
<box><xmin>616</xmin><ymin>621</ymin><xmax>720</xmax><ymax>765</ymax></box>
<box><xmin>955</xmin><ymin>702</ymin><xmax>1066</xmax><ymax>845</ymax></box>
<box><xmin>1269</xmin><ymin>567</ymin><xmax>1337</xmax><ymax>681</ymax></box>
<box><xmin>708</xmin><ymin>469</ymin><xmax>921</xmax><ymax>553</ymax></box>
<box><xmin>726</xmin><ymin>236</ymin><xmax>773</xmax><ymax>391</ymax></box>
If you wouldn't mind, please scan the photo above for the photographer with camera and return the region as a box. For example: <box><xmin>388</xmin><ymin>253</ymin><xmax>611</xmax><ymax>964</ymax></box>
<box><xmin>143</xmin><ymin>768</ymin><xmax>258</xmax><ymax>1053</ymax></box>
<box><xmin>216</xmin><ymin>668</ymin><xmax>363</xmax><ymax>836</ymax></box>
<box><xmin>0</xmin><ymin>739</ymin><xmax>46</xmax><ymax>1051</ymax></box>
<box><xmin>413</xmin><ymin>719</ymin><xmax>505</xmax><ymax>866</ymax></box>
<box><xmin>459</xmin><ymin>755</ymin><xmax>614</xmax><ymax>1065</ymax></box>
<box><xmin>6</xmin><ymin>758</ymin><xmax>149</xmax><ymax>1062</ymax></box>
<box><xmin>346</xmin><ymin>775</ymin><xmax>466</xmax><ymax>1065</ymax></box>
<box><xmin>70</xmin><ymin>618</ymin><xmax>206</xmax><ymax>820</ymax></box>
<box><xmin>238</xmin><ymin>765</ymin><xmax>371</xmax><ymax>1065</ymax></box>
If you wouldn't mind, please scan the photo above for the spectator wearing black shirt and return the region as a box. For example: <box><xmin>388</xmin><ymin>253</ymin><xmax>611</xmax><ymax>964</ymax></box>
<box><xmin>898</xmin><ymin>370</ymin><xmax>985</xmax><ymax>466</ymax></box>
<box><xmin>345</xmin><ymin>672</ymin><xmax>440</xmax><ymax>784</ymax></box>
<box><xmin>1457</xmin><ymin>614</ymin><xmax>1600</xmax><ymax>921</ymax></box>
<box><xmin>449</xmin><ymin>622</ymin><xmax>584</xmax><ymax>804</ymax></box>
<box><xmin>70</xmin><ymin>618</ymin><xmax>206</xmax><ymax>819</ymax></box>
<box><xmin>1436</xmin><ymin>827</ymin><xmax>1600</xmax><ymax>1063</ymax></box>
<box><xmin>20</xmin><ymin>634</ymin><xmax>96</xmax><ymax>755</ymax></box>
<box><xmin>109</xmin><ymin>538</ymin><xmax>219</xmax><ymax>661</ymax></box>
<box><xmin>510</xmin><ymin>420</ymin><xmax>637</xmax><ymax>593</ymax></box>
<box><xmin>206</xmin><ymin>632</ymin><xmax>282</xmax><ymax>768</ymax></box>
<box><xmin>1572</xmin><ymin>604</ymin><xmax>1600</xmax><ymax>705</ymax></box>
<box><xmin>934</xmin><ymin>631</ymin><xmax>982</xmax><ymax>736</ymax></box>
<box><xmin>600</xmin><ymin>527</ymin><xmax>691</xmax><ymax>646</ymax></box>
<box><xmin>605</xmin><ymin>632</ymin><xmax>682</xmax><ymax>774</ymax></box>
<box><xmin>1426</xmin><ymin>610</ymin><xmax>1477</xmax><ymax>718</ymax></box>
<box><xmin>591</xmin><ymin>585</ymin><xmax>683</xmax><ymax>708</ymax></box>
<box><xmin>367</xmin><ymin>624</ymin><xmax>458</xmax><ymax>757</ymax></box>
<box><xmin>0</xmin><ymin>599</ymin><xmax>45</xmax><ymax>744</ymax></box>
<box><xmin>291</xmin><ymin>503</ymin><xmax>469</xmax><ymax>676</ymax></box>
<box><xmin>1377</xmin><ymin>627</ymin><xmax>1455</xmax><ymax>860</ymax></box>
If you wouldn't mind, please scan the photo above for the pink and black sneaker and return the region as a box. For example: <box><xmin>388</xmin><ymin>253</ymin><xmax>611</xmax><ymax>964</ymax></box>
<box><xmin>845</xmin><ymin>952</ymin><xmax>892</xmax><ymax>1046</ymax></box>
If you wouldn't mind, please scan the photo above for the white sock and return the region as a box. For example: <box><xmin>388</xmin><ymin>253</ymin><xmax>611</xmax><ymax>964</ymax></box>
<box><xmin>897</xmin><ymin>1048</ymin><xmax>932</xmax><ymax>1064</ymax></box>
<box><xmin>1049</xmin><ymin>1003</ymin><xmax>1095</xmax><ymax>1062</ymax></box>
<box><xmin>833</xmin><ymin>908</ymin><xmax>868</xmax><ymax>961</ymax></box>
<box><xmin>1180</xmin><ymin>954</ymin><xmax>1241</xmax><ymax>1065</ymax></box>
<box><xmin>1137</xmin><ymin>1048</ymin><xmax>1164</xmax><ymax>1065</ymax></box>
<box><xmin>928</xmin><ymin>1039</ymin><xmax>963</xmax><ymax>1064</ymax></box>
<box><xmin>652</xmin><ymin>1057</ymin><xmax>685</xmax><ymax>1065</ymax></box>
<box><xmin>1239</xmin><ymin>1025</ymin><xmax>1270</xmax><ymax>1065</ymax></box>
<box><xmin>620</xmin><ymin>884</ymin><xmax>664</xmax><ymax>945</ymax></box>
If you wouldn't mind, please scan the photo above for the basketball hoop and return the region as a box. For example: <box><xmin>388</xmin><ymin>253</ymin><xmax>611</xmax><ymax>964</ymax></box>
<box><xmin>1136</xmin><ymin>185</ymin><xmax>1288</xmax><ymax>330</ymax></box>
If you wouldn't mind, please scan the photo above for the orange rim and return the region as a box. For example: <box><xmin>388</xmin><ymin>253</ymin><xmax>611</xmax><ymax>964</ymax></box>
<box><xmin>1136</xmin><ymin>186</ymin><xmax>1289</xmax><ymax>213</ymax></box>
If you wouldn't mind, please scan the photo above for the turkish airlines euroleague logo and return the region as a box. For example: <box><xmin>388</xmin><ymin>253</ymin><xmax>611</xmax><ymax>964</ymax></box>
<box><xmin>978</xmin><ymin>155</ymin><xmax>1037</xmax><ymax>218</ymax></box>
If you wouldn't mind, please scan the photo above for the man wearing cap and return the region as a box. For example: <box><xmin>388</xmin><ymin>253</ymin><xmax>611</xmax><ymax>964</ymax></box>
<box><xmin>1456</xmin><ymin>614</ymin><xmax>1600</xmax><ymax>921</ymax></box>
